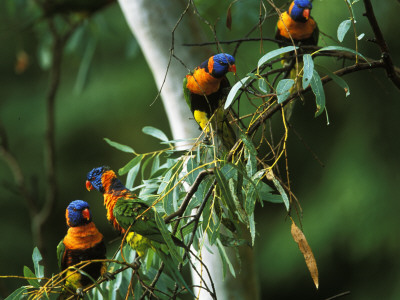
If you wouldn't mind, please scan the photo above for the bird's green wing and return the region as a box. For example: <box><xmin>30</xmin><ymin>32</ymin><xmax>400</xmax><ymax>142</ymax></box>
<box><xmin>183</xmin><ymin>76</ymin><xmax>192</xmax><ymax>112</ymax></box>
<box><xmin>113</xmin><ymin>198</ymin><xmax>166</xmax><ymax>244</ymax></box>
<box><xmin>56</xmin><ymin>239</ymin><xmax>65</xmax><ymax>271</ymax></box>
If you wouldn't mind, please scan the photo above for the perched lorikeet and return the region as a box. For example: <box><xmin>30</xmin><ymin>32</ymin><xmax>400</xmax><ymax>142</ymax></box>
<box><xmin>85</xmin><ymin>166</ymin><xmax>190</xmax><ymax>289</ymax></box>
<box><xmin>184</xmin><ymin>53</ymin><xmax>237</xmax><ymax>149</ymax></box>
<box><xmin>85</xmin><ymin>166</ymin><xmax>186</xmax><ymax>254</ymax></box>
<box><xmin>275</xmin><ymin>0</ymin><xmax>319</xmax><ymax>118</ymax></box>
<box><xmin>57</xmin><ymin>200</ymin><xmax>107</xmax><ymax>297</ymax></box>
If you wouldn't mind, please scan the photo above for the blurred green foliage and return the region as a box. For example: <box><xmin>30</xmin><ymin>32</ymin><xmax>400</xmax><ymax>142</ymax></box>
<box><xmin>1</xmin><ymin>0</ymin><xmax>400</xmax><ymax>299</ymax></box>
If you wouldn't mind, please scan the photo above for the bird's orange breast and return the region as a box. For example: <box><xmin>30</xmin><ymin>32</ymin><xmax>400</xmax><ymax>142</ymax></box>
<box><xmin>186</xmin><ymin>68</ymin><xmax>222</xmax><ymax>95</ymax></box>
<box><xmin>277</xmin><ymin>11</ymin><xmax>316</xmax><ymax>40</ymax></box>
<box><xmin>63</xmin><ymin>223</ymin><xmax>104</xmax><ymax>250</ymax></box>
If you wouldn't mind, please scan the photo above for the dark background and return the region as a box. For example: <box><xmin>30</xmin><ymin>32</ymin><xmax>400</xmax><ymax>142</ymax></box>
<box><xmin>0</xmin><ymin>1</ymin><xmax>399</xmax><ymax>299</ymax></box>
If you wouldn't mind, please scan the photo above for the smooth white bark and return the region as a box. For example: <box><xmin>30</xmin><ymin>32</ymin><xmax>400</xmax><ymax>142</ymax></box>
<box><xmin>118</xmin><ymin>1</ymin><xmax>259</xmax><ymax>299</ymax></box>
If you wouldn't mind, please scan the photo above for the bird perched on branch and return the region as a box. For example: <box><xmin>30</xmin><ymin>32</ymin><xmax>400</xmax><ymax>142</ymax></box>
<box><xmin>184</xmin><ymin>53</ymin><xmax>237</xmax><ymax>149</ymax></box>
<box><xmin>57</xmin><ymin>200</ymin><xmax>108</xmax><ymax>297</ymax></box>
<box><xmin>275</xmin><ymin>0</ymin><xmax>319</xmax><ymax>118</ymax></box>
<box><xmin>85</xmin><ymin>166</ymin><xmax>189</xmax><ymax>286</ymax></box>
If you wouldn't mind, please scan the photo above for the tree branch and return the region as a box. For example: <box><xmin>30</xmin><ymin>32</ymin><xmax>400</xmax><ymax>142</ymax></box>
<box><xmin>165</xmin><ymin>169</ymin><xmax>212</xmax><ymax>223</ymax></box>
<box><xmin>363</xmin><ymin>0</ymin><xmax>400</xmax><ymax>90</ymax></box>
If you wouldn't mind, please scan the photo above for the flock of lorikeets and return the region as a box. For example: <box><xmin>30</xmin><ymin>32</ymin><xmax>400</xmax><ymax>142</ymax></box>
<box><xmin>57</xmin><ymin>0</ymin><xmax>318</xmax><ymax>297</ymax></box>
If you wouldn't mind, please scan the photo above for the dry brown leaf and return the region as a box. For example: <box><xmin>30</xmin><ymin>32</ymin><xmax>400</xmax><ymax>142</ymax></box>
<box><xmin>226</xmin><ymin>4</ymin><xmax>232</xmax><ymax>30</ymax></box>
<box><xmin>291</xmin><ymin>221</ymin><xmax>319</xmax><ymax>289</ymax></box>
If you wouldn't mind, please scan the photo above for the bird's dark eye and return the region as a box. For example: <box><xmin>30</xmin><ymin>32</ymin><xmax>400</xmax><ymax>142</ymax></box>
<box><xmin>73</xmin><ymin>208</ymin><xmax>77</xmax><ymax>212</ymax></box>
<box><xmin>91</xmin><ymin>177</ymin><xmax>95</xmax><ymax>181</ymax></box>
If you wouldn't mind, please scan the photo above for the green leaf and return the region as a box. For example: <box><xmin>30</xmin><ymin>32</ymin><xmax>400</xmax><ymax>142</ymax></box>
<box><xmin>4</xmin><ymin>286</ymin><xmax>28</xmax><ymax>300</ymax></box>
<box><xmin>276</xmin><ymin>79</ymin><xmax>295</xmax><ymax>104</ymax></box>
<box><xmin>220</xmin><ymin>233</ymin><xmax>250</xmax><ymax>247</ymax></box>
<box><xmin>23</xmin><ymin>266</ymin><xmax>40</xmax><ymax>288</ymax></box>
<box><xmin>240</xmin><ymin>133</ymin><xmax>257</xmax><ymax>156</ymax></box>
<box><xmin>142</xmin><ymin>126</ymin><xmax>169</xmax><ymax>142</ymax></box>
<box><xmin>119</xmin><ymin>154</ymin><xmax>143</xmax><ymax>175</ymax></box>
<box><xmin>229</xmin><ymin>179</ymin><xmax>247</xmax><ymax>223</ymax></box>
<box><xmin>32</xmin><ymin>247</ymin><xmax>44</xmax><ymax>280</ymax></box>
<box><xmin>271</xmin><ymin>178</ymin><xmax>290</xmax><ymax>211</ymax></box>
<box><xmin>357</xmin><ymin>33</ymin><xmax>365</xmax><ymax>40</ymax></box>
<box><xmin>315</xmin><ymin>64</ymin><xmax>350</xmax><ymax>97</ymax></box>
<box><xmin>216</xmin><ymin>239</ymin><xmax>236</xmax><ymax>278</ymax></box>
<box><xmin>154</xmin><ymin>211</ymin><xmax>182</xmax><ymax>263</ymax></box>
<box><xmin>125</xmin><ymin>161</ymin><xmax>141</xmax><ymax>190</ymax></box>
<box><xmin>258</xmin><ymin>78</ymin><xmax>268</xmax><ymax>94</ymax></box>
<box><xmin>337</xmin><ymin>20</ymin><xmax>351</xmax><ymax>42</ymax></box>
<box><xmin>257</xmin><ymin>46</ymin><xmax>298</xmax><ymax>68</ymax></box>
<box><xmin>249</xmin><ymin>213</ymin><xmax>256</xmax><ymax>246</ymax></box>
<box><xmin>215</xmin><ymin>169</ymin><xmax>237</xmax><ymax>216</ymax></box>
<box><xmin>164</xmin><ymin>150</ymin><xmax>188</xmax><ymax>159</ymax></box>
<box><xmin>302</xmin><ymin>54</ymin><xmax>314</xmax><ymax>89</ymax></box>
<box><xmin>245</xmin><ymin>170</ymin><xmax>265</xmax><ymax>215</ymax></box>
<box><xmin>104</xmin><ymin>138</ymin><xmax>135</xmax><ymax>154</ymax></box>
<box><xmin>318</xmin><ymin>46</ymin><xmax>369</xmax><ymax>63</ymax></box>
<box><xmin>246</xmin><ymin>73</ymin><xmax>258</xmax><ymax>79</ymax></box>
<box><xmin>257</xmin><ymin>182</ymin><xmax>283</xmax><ymax>203</ymax></box>
<box><xmin>151</xmin><ymin>154</ymin><xmax>161</xmax><ymax>176</ymax></box>
<box><xmin>225</xmin><ymin>76</ymin><xmax>251</xmax><ymax>109</ymax></box>
<box><xmin>310</xmin><ymin>70</ymin><xmax>325</xmax><ymax>117</ymax></box>
<box><xmin>245</xmin><ymin>148</ymin><xmax>257</xmax><ymax>178</ymax></box>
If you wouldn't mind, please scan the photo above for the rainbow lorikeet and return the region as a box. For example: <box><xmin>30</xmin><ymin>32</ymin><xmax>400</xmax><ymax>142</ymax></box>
<box><xmin>85</xmin><ymin>166</ymin><xmax>190</xmax><ymax>288</ymax></box>
<box><xmin>183</xmin><ymin>53</ymin><xmax>237</xmax><ymax>149</ymax></box>
<box><xmin>275</xmin><ymin>0</ymin><xmax>319</xmax><ymax>118</ymax></box>
<box><xmin>57</xmin><ymin>200</ymin><xmax>107</xmax><ymax>297</ymax></box>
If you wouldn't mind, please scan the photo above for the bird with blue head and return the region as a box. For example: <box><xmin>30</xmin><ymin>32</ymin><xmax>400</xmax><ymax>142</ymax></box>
<box><xmin>57</xmin><ymin>200</ymin><xmax>108</xmax><ymax>297</ymax></box>
<box><xmin>184</xmin><ymin>53</ymin><xmax>237</xmax><ymax>149</ymax></box>
<box><xmin>276</xmin><ymin>0</ymin><xmax>318</xmax><ymax>45</ymax></box>
<box><xmin>86</xmin><ymin>166</ymin><xmax>191</xmax><ymax>287</ymax></box>
<box><xmin>275</xmin><ymin>0</ymin><xmax>319</xmax><ymax>119</ymax></box>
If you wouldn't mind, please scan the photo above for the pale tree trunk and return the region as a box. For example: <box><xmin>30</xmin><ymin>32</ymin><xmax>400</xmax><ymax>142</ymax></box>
<box><xmin>117</xmin><ymin>1</ymin><xmax>259</xmax><ymax>299</ymax></box>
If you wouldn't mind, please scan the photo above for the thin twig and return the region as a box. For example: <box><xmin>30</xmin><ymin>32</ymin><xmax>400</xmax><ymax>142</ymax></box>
<box><xmin>363</xmin><ymin>0</ymin><xmax>400</xmax><ymax>89</ymax></box>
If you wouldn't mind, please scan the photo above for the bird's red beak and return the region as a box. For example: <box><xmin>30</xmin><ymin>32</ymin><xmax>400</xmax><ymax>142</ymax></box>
<box><xmin>82</xmin><ymin>208</ymin><xmax>90</xmax><ymax>221</ymax></box>
<box><xmin>228</xmin><ymin>64</ymin><xmax>236</xmax><ymax>75</ymax></box>
<box><xmin>303</xmin><ymin>8</ymin><xmax>310</xmax><ymax>20</ymax></box>
<box><xmin>86</xmin><ymin>180</ymin><xmax>94</xmax><ymax>191</ymax></box>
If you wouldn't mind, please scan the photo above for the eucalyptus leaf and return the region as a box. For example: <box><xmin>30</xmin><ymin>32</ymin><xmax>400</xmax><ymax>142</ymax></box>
<box><xmin>142</xmin><ymin>126</ymin><xmax>169</xmax><ymax>142</ymax></box>
<box><xmin>215</xmin><ymin>169</ymin><xmax>237</xmax><ymax>216</ymax></box>
<box><xmin>4</xmin><ymin>286</ymin><xmax>28</xmax><ymax>300</ymax></box>
<box><xmin>216</xmin><ymin>239</ymin><xmax>236</xmax><ymax>278</ymax></box>
<box><xmin>240</xmin><ymin>133</ymin><xmax>257</xmax><ymax>155</ymax></box>
<box><xmin>125</xmin><ymin>161</ymin><xmax>141</xmax><ymax>190</ymax></box>
<box><xmin>271</xmin><ymin>178</ymin><xmax>290</xmax><ymax>211</ymax></box>
<box><xmin>249</xmin><ymin>213</ymin><xmax>256</xmax><ymax>245</ymax></box>
<box><xmin>276</xmin><ymin>79</ymin><xmax>295</xmax><ymax>103</ymax></box>
<box><xmin>302</xmin><ymin>54</ymin><xmax>314</xmax><ymax>89</ymax></box>
<box><xmin>23</xmin><ymin>266</ymin><xmax>40</xmax><ymax>288</ymax></box>
<box><xmin>315</xmin><ymin>64</ymin><xmax>350</xmax><ymax>96</ymax></box>
<box><xmin>154</xmin><ymin>211</ymin><xmax>182</xmax><ymax>263</ymax></box>
<box><xmin>258</xmin><ymin>78</ymin><xmax>268</xmax><ymax>93</ymax></box>
<box><xmin>32</xmin><ymin>247</ymin><xmax>44</xmax><ymax>280</ymax></box>
<box><xmin>319</xmin><ymin>46</ymin><xmax>369</xmax><ymax>63</ymax></box>
<box><xmin>104</xmin><ymin>138</ymin><xmax>135</xmax><ymax>153</ymax></box>
<box><xmin>310</xmin><ymin>70</ymin><xmax>326</xmax><ymax>117</ymax></box>
<box><xmin>337</xmin><ymin>20</ymin><xmax>351</xmax><ymax>42</ymax></box>
<box><xmin>225</xmin><ymin>76</ymin><xmax>251</xmax><ymax>109</ymax></box>
<box><xmin>257</xmin><ymin>46</ymin><xmax>298</xmax><ymax>68</ymax></box>
<box><xmin>118</xmin><ymin>154</ymin><xmax>143</xmax><ymax>175</ymax></box>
